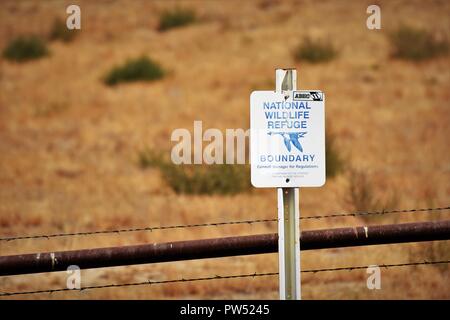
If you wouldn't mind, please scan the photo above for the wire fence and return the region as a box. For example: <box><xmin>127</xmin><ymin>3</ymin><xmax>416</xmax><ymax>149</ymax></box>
<box><xmin>1</xmin><ymin>206</ymin><xmax>448</xmax><ymax>242</ymax></box>
<box><xmin>1</xmin><ymin>220</ymin><xmax>448</xmax><ymax>277</ymax></box>
<box><xmin>0</xmin><ymin>206</ymin><xmax>448</xmax><ymax>298</ymax></box>
<box><xmin>1</xmin><ymin>260</ymin><xmax>448</xmax><ymax>297</ymax></box>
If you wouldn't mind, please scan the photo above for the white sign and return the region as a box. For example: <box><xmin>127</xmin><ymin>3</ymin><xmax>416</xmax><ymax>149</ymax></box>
<box><xmin>250</xmin><ymin>90</ymin><xmax>326</xmax><ymax>188</ymax></box>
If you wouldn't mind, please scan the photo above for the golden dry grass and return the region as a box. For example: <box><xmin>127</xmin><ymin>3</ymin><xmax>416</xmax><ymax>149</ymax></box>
<box><xmin>0</xmin><ymin>0</ymin><xmax>449</xmax><ymax>299</ymax></box>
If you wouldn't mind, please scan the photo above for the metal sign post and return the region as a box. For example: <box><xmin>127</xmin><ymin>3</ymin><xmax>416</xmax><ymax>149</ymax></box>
<box><xmin>250</xmin><ymin>68</ymin><xmax>325</xmax><ymax>300</ymax></box>
<box><xmin>276</xmin><ymin>69</ymin><xmax>301</xmax><ymax>300</ymax></box>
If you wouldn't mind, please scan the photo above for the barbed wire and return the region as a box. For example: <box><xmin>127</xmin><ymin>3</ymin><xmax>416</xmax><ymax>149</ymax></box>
<box><xmin>300</xmin><ymin>206</ymin><xmax>449</xmax><ymax>220</ymax></box>
<box><xmin>0</xmin><ymin>259</ymin><xmax>448</xmax><ymax>297</ymax></box>
<box><xmin>0</xmin><ymin>206</ymin><xmax>448</xmax><ymax>242</ymax></box>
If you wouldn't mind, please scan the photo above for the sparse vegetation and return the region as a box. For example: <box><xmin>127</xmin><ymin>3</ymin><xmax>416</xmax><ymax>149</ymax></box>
<box><xmin>49</xmin><ymin>18</ymin><xmax>78</xmax><ymax>42</ymax></box>
<box><xmin>34</xmin><ymin>101</ymin><xmax>69</xmax><ymax>117</ymax></box>
<box><xmin>165</xmin><ymin>164</ymin><xmax>251</xmax><ymax>195</ymax></box>
<box><xmin>325</xmin><ymin>131</ymin><xmax>344</xmax><ymax>178</ymax></box>
<box><xmin>409</xmin><ymin>238</ymin><xmax>450</xmax><ymax>273</ymax></box>
<box><xmin>138</xmin><ymin>148</ymin><xmax>165</xmax><ymax>169</ymax></box>
<box><xmin>344</xmin><ymin>168</ymin><xmax>379</xmax><ymax>213</ymax></box>
<box><xmin>139</xmin><ymin>149</ymin><xmax>250</xmax><ymax>195</ymax></box>
<box><xmin>158</xmin><ymin>8</ymin><xmax>196</xmax><ymax>32</ymax></box>
<box><xmin>343</xmin><ymin>167</ymin><xmax>399</xmax><ymax>221</ymax></box>
<box><xmin>294</xmin><ymin>38</ymin><xmax>337</xmax><ymax>63</ymax></box>
<box><xmin>3</xmin><ymin>36</ymin><xmax>49</xmax><ymax>62</ymax></box>
<box><xmin>390</xmin><ymin>26</ymin><xmax>448</xmax><ymax>61</ymax></box>
<box><xmin>104</xmin><ymin>56</ymin><xmax>165</xmax><ymax>86</ymax></box>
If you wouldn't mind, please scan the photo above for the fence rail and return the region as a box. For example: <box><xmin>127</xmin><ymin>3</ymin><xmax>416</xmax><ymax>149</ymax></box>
<box><xmin>1</xmin><ymin>220</ymin><xmax>449</xmax><ymax>277</ymax></box>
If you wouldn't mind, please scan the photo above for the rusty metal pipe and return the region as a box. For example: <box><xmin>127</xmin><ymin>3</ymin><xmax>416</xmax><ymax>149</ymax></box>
<box><xmin>0</xmin><ymin>220</ymin><xmax>448</xmax><ymax>276</ymax></box>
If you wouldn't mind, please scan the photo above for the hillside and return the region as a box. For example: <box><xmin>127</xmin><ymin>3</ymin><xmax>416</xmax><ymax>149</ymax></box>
<box><xmin>0</xmin><ymin>0</ymin><xmax>449</xmax><ymax>299</ymax></box>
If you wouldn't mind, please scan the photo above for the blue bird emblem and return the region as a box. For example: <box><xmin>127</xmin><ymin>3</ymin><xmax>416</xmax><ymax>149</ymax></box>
<box><xmin>268</xmin><ymin>132</ymin><xmax>306</xmax><ymax>152</ymax></box>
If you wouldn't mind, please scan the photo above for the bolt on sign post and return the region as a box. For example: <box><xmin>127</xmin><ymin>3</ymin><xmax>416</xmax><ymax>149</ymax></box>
<box><xmin>250</xmin><ymin>69</ymin><xmax>325</xmax><ymax>300</ymax></box>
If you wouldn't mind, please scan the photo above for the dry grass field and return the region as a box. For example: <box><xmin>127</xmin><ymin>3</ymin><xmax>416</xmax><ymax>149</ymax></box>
<box><xmin>0</xmin><ymin>0</ymin><xmax>449</xmax><ymax>299</ymax></box>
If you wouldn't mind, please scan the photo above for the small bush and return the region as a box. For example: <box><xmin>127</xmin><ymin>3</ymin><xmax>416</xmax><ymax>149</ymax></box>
<box><xmin>343</xmin><ymin>167</ymin><xmax>398</xmax><ymax>221</ymax></box>
<box><xmin>139</xmin><ymin>149</ymin><xmax>165</xmax><ymax>169</ymax></box>
<box><xmin>158</xmin><ymin>8</ymin><xmax>196</xmax><ymax>32</ymax></box>
<box><xmin>343</xmin><ymin>168</ymin><xmax>379</xmax><ymax>213</ymax></box>
<box><xmin>163</xmin><ymin>164</ymin><xmax>250</xmax><ymax>195</ymax></box>
<box><xmin>325</xmin><ymin>131</ymin><xmax>343</xmax><ymax>178</ymax></box>
<box><xmin>49</xmin><ymin>18</ymin><xmax>78</xmax><ymax>42</ymax></box>
<box><xmin>138</xmin><ymin>149</ymin><xmax>251</xmax><ymax>195</ymax></box>
<box><xmin>390</xmin><ymin>26</ymin><xmax>448</xmax><ymax>61</ymax></box>
<box><xmin>294</xmin><ymin>38</ymin><xmax>337</xmax><ymax>63</ymax></box>
<box><xmin>3</xmin><ymin>36</ymin><xmax>49</xmax><ymax>62</ymax></box>
<box><xmin>104</xmin><ymin>56</ymin><xmax>165</xmax><ymax>86</ymax></box>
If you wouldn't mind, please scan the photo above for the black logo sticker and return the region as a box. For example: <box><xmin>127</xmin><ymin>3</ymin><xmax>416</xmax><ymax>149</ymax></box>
<box><xmin>293</xmin><ymin>91</ymin><xmax>323</xmax><ymax>101</ymax></box>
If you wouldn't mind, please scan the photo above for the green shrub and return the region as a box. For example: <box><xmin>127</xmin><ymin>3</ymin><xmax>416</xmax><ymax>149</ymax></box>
<box><xmin>104</xmin><ymin>56</ymin><xmax>165</xmax><ymax>86</ymax></box>
<box><xmin>3</xmin><ymin>36</ymin><xmax>49</xmax><ymax>62</ymax></box>
<box><xmin>390</xmin><ymin>26</ymin><xmax>448</xmax><ymax>61</ymax></box>
<box><xmin>139</xmin><ymin>148</ymin><xmax>165</xmax><ymax>169</ymax></box>
<box><xmin>325</xmin><ymin>131</ymin><xmax>343</xmax><ymax>178</ymax></box>
<box><xmin>163</xmin><ymin>164</ymin><xmax>250</xmax><ymax>195</ymax></box>
<box><xmin>138</xmin><ymin>149</ymin><xmax>250</xmax><ymax>195</ymax></box>
<box><xmin>294</xmin><ymin>38</ymin><xmax>337</xmax><ymax>63</ymax></box>
<box><xmin>158</xmin><ymin>8</ymin><xmax>196</xmax><ymax>31</ymax></box>
<box><xmin>49</xmin><ymin>18</ymin><xmax>78</xmax><ymax>42</ymax></box>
